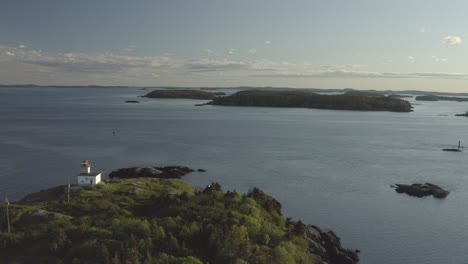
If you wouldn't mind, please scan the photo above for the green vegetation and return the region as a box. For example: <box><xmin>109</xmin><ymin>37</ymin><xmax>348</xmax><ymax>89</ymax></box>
<box><xmin>0</xmin><ymin>179</ymin><xmax>357</xmax><ymax>264</ymax></box>
<box><xmin>343</xmin><ymin>91</ymin><xmax>384</xmax><ymax>97</ymax></box>
<box><xmin>415</xmin><ymin>94</ymin><xmax>468</xmax><ymax>102</ymax></box>
<box><xmin>387</xmin><ymin>94</ymin><xmax>412</xmax><ymax>98</ymax></box>
<box><xmin>143</xmin><ymin>90</ymin><xmax>219</xmax><ymax>99</ymax></box>
<box><xmin>209</xmin><ymin>90</ymin><xmax>412</xmax><ymax>112</ymax></box>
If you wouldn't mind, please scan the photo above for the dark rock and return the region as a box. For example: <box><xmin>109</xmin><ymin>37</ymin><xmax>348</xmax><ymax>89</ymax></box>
<box><xmin>393</xmin><ymin>183</ymin><xmax>449</xmax><ymax>198</ymax></box>
<box><xmin>455</xmin><ymin>113</ymin><xmax>468</xmax><ymax>117</ymax></box>
<box><xmin>442</xmin><ymin>148</ymin><xmax>462</xmax><ymax>152</ymax></box>
<box><xmin>305</xmin><ymin>225</ymin><xmax>359</xmax><ymax>264</ymax></box>
<box><xmin>197</xmin><ymin>169</ymin><xmax>207</xmax><ymax>172</ymax></box>
<box><xmin>125</xmin><ymin>100</ymin><xmax>140</xmax><ymax>103</ymax></box>
<box><xmin>109</xmin><ymin>166</ymin><xmax>194</xmax><ymax>179</ymax></box>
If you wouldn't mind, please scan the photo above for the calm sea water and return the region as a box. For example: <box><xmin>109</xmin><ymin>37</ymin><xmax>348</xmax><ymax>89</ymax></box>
<box><xmin>1</xmin><ymin>87</ymin><xmax>468</xmax><ymax>263</ymax></box>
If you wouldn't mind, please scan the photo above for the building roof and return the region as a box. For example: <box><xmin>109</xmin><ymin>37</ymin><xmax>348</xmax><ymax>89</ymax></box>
<box><xmin>78</xmin><ymin>172</ymin><xmax>102</xmax><ymax>176</ymax></box>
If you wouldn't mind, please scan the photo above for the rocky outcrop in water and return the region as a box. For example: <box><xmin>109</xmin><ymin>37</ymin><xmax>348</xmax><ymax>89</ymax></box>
<box><xmin>109</xmin><ymin>166</ymin><xmax>194</xmax><ymax>179</ymax></box>
<box><xmin>392</xmin><ymin>183</ymin><xmax>449</xmax><ymax>198</ymax></box>
<box><xmin>442</xmin><ymin>148</ymin><xmax>462</xmax><ymax>152</ymax></box>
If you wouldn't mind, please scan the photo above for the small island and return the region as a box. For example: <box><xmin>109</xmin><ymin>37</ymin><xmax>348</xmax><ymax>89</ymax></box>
<box><xmin>415</xmin><ymin>95</ymin><xmax>468</xmax><ymax>102</ymax></box>
<box><xmin>125</xmin><ymin>100</ymin><xmax>140</xmax><ymax>103</ymax></box>
<box><xmin>143</xmin><ymin>89</ymin><xmax>220</xmax><ymax>100</ymax></box>
<box><xmin>208</xmin><ymin>90</ymin><xmax>412</xmax><ymax>112</ymax></box>
<box><xmin>392</xmin><ymin>183</ymin><xmax>449</xmax><ymax>198</ymax></box>
<box><xmin>1</xmin><ymin>178</ymin><xmax>359</xmax><ymax>264</ymax></box>
<box><xmin>455</xmin><ymin>111</ymin><xmax>468</xmax><ymax>117</ymax></box>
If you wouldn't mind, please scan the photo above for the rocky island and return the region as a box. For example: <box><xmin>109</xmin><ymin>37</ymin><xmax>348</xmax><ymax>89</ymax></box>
<box><xmin>208</xmin><ymin>90</ymin><xmax>412</xmax><ymax>112</ymax></box>
<box><xmin>392</xmin><ymin>183</ymin><xmax>449</xmax><ymax>198</ymax></box>
<box><xmin>0</xmin><ymin>178</ymin><xmax>358</xmax><ymax>264</ymax></box>
<box><xmin>143</xmin><ymin>89</ymin><xmax>220</xmax><ymax>100</ymax></box>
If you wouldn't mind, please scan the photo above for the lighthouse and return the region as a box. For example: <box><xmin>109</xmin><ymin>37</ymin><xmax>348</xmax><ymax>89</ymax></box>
<box><xmin>77</xmin><ymin>160</ymin><xmax>102</xmax><ymax>185</ymax></box>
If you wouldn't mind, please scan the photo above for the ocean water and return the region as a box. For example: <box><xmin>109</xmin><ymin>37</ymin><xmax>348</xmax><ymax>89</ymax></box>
<box><xmin>1</xmin><ymin>87</ymin><xmax>468</xmax><ymax>263</ymax></box>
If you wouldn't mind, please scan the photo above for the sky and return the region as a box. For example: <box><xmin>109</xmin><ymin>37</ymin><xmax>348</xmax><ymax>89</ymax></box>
<box><xmin>1</xmin><ymin>0</ymin><xmax>468</xmax><ymax>91</ymax></box>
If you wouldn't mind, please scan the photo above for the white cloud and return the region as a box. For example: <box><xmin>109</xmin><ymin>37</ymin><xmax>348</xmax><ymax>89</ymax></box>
<box><xmin>264</xmin><ymin>40</ymin><xmax>271</xmax><ymax>45</ymax></box>
<box><xmin>442</xmin><ymin>36</ymin><xmax>462</xmax><ymax>45</ymax></box>
<box><xmin>18</xmin><ymin>44</ymin><xmax>26</xmax><ymax>49</ymax></box>
<box><xmin>432</xmin><ymin>56</ymin><xmax>448</xmax><ymax>62</ymax></box>
<box><xmin>228</xmin><ymin>48</ymin><xmax>234</xmax><ymax>55</ymax></box>
<box><xmin>420</xmin><ymin>27</ymin><xmax>426</xmax><ymax>33</ymax></box>
<box><xmin>248</xmin><ymin>48</ymin><xmax>257</xmax><ymax>54</ymax></box>
<box><xmin>379</xmin><ymin>57</ymin><xmax>392</xmax><ymax>63</ymax></box>
<box><xmin>184</xmin><ymin>59</ymin><xmax>248</xmax><ymax>73</ymax></box>
<box><xmin>204</xmin><ymin>49</ymin><xmax>225</xmax><ymax>57</ymax></box>
<box><xmin>1</xmin><ymin>45</ymin><xmax>468</xmax><ymax>83</ymax></box>
<box><xmin>0</xmin><ymin>45</ymin><xmax>177</xmax><ymax>77</ymax></box>
<box><xmin>408</xmin><ymin>56</ymin><xmax>415</xmax><ymax>62</ymax></box>
<box><xmin>125</xmin><ymin>45</ymin><xmax>136</xmax><ymax>51</ymax></box>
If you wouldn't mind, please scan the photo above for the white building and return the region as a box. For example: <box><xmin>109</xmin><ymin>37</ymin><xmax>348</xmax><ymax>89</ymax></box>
<box><xmin>77</xmin><ymin>160</ymin><xmax>102</xmax><ymax>186</ymax></box>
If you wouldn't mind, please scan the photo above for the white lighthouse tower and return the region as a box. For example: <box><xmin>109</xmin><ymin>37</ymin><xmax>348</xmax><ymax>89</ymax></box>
<box><xmin>77</xmin><ymin>160</ymin><xmax>102</xmax><ymax>186</ymax></box>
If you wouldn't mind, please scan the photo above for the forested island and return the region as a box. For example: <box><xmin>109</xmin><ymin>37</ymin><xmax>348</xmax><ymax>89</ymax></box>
<box><xmin>415</xmin><ymin>95</ymin><xmax>468</xmax><ymax>102</ymax></box>
<box><xmin>387</xmin><ymin>94</ymin><xmax>412</xmax><ymax>98</ymax></box>
<box><xmin>0</xmin><ymin>178</ymin><xmax>358</xmax><ymax>264</ymax></box>
<box><xmin>143</xmin><ymin>90</ymin><xmax>220</xmax><ymax>99</ymax></box>
<box><xmin>209</xmin><ymin>90</ymin><xmax>412</xmax><ymax>112</ymax></box>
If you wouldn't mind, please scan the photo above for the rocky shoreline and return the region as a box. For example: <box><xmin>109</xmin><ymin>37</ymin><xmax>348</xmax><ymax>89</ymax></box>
<box><xmin>305</xmin><ymin>224</ymin><xmax>359</xmax><ymax>264</ymax></box>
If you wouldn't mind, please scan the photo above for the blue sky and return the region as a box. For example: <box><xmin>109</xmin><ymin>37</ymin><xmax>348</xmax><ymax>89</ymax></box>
<box><xmin>1</xmin><ymin>0</ymin><xmax>468</xmax><ymax>91</ymax></box>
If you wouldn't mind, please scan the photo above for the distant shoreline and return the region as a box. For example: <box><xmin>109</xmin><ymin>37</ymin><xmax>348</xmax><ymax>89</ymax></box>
<box><xmin>1</xmin><ymin>84</ymin><xmax>468</xmax><ymax>97</ymax></box>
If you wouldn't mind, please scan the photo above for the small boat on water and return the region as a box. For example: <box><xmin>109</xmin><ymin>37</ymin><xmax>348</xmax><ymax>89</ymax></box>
<box><xmin>442</xmin><ymin>140</ymin><xmax>463</xmax><ymax>152</ymax></box>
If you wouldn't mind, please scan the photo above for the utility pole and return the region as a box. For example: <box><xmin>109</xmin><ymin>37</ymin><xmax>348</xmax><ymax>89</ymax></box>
<box><xmin>67</xmin><ymin>175</ymin><xmax>71</xmax><ymax>203</ymax></box>
<box><xmin>5</xmin><ymin>196</ymin><xmax>10</xmax><ymax>233</ymax></box>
